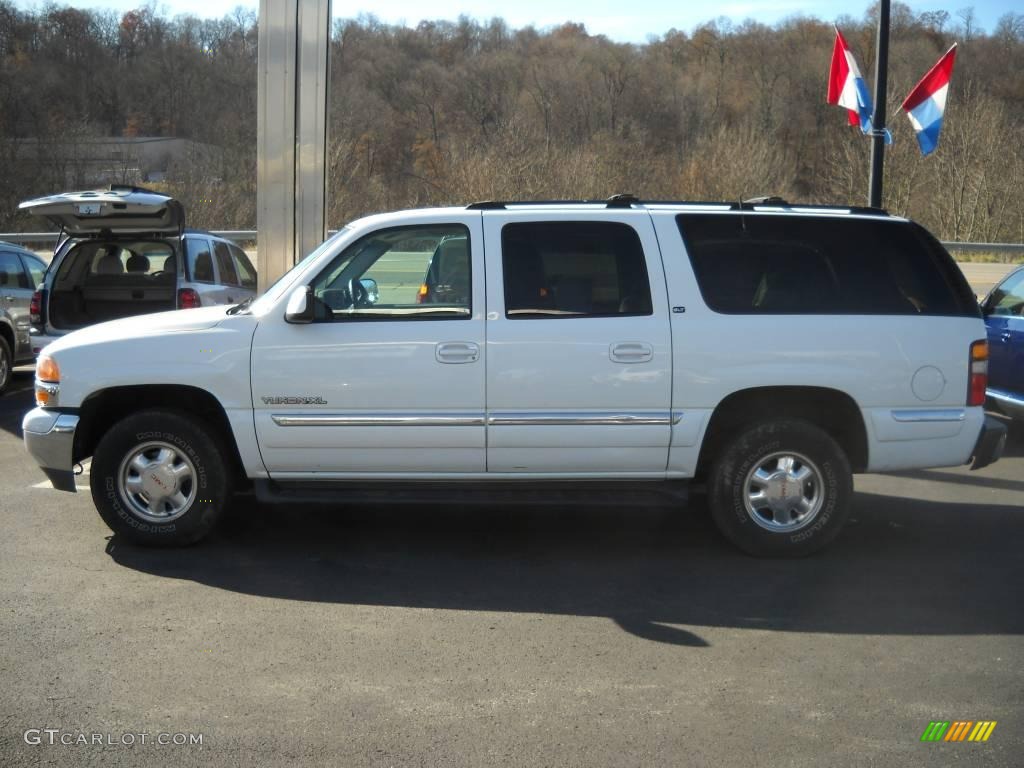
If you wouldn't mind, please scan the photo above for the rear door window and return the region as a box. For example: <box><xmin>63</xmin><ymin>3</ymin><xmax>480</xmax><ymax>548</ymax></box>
<box><xmin>0</xmin><ymin>251</ymin><xmax>29</xmax><ymax>289</ymax></box>
<box><xmin>676</xmin><ymin>214</ymin><xmax>978</xmax><ymax>316</ymax></box>
<box><xmin>214</xmin><ymin>242</ymin><xmax>239</xmax><ymax>286</ymax></box>
<box><xmin>230</xmin><ymin>245</ymin><xmax>257</xmax><ymax>290</ymax></box>
<box><xmin>21</xmin><ymin>254</ymin><xmax>47</xmax><ymax>288</ymax></box>
<box><xmin>185</xmin><ymin>237</ymin><xmax>216</xmax><ymax>283</ymax></box>
<box><xmin>501</xmin><ymin>221</ymin><xmax>652</xmax><ymax>318</ymax></box>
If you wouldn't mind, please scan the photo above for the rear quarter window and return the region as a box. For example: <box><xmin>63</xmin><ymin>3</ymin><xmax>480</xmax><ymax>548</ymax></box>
<box><xmin>185</xmin><ymin>238</ymin><xmax>216</xmax><ymax>283</ymax></box>
<box><xmin>676</xmin><ymin>214</ymin><xmax>979</xmax><ymax>317</ymax></box>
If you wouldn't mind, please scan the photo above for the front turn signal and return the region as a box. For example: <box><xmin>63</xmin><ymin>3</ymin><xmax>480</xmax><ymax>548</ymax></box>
<box><xmin>35</xmin><ymin>354</ymin><xmax>60</xmax><ymax>407</ymax></box>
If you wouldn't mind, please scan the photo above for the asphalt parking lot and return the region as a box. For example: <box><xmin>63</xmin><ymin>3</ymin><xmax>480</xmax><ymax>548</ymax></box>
<box><xmin>1</xmin><ymin>367</ymin><xmax>1022</xmax><ymax>768</ymax></box>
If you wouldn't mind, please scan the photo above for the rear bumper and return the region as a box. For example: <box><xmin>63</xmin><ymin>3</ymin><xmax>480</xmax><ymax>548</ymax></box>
<box><xmin>22</xmin><ymin>407</ymin><xmax>79</xmax><ymax>492</ymax></box>
<box><xmin>971</xmin><ymin>415</ymin><xmax>1007</xmax><ymax>471</ymax></box>
<box><xmin>28</xmin><ymin>329</ymin><xmax>57</xmax><ymax>357</ymax></box>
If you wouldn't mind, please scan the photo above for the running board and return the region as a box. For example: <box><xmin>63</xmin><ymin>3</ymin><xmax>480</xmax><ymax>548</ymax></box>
<box><xmin>253</xmin><ymin>479</ymin><xmax>689</xmax><ymax>508</ymax></box>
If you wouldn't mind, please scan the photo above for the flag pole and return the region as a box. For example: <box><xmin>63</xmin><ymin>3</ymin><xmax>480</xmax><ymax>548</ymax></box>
<box><xmin>867</xmin><ymin>0</ymin><xmax>890</xmax><ymax>208</ymax></box>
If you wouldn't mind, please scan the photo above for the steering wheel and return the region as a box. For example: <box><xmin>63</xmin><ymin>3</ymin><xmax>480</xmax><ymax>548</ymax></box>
<box><xmin>349</xmin><ymin>278</ymin><xmax>369</xmax><ymax>308</ymax></box>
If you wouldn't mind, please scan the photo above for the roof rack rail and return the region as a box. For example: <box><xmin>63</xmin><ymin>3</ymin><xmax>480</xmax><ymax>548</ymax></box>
<box><xmin>465</xmin><ymin>198</ymin><xmax>889</xmax><ymax>216</ymax></box>
<box><xmin>467</xmin><ymin>195</ymin><xmax>642</xmax><ymax>211</ymax></box>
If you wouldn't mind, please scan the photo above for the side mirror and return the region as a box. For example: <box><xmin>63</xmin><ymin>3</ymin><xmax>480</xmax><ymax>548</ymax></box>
<box><xmin>285</xmin><ymin>285</ymin><xmax>314</xmax><ymax>324</ymax></box>
<box><xmin>359</xmin><ymin>277</ymin><xmax>379</xmax><ymax>305</ymax></box>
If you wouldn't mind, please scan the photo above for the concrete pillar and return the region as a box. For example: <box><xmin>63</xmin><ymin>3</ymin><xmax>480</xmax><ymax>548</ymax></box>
<box><xmin>256</xmin><ymin>0</ymin><xmax>331</xmax><ymax>291</ymax></box>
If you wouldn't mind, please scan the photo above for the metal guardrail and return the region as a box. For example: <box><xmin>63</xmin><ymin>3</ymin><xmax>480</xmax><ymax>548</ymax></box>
<box><xmin>0</xmin><ymin>231</ymin><xmax>258</xmax><ymax>245</ymax></box>
<box><xmin>2</xmin><ymin>231</ymin><xmax>1022</xmax><ymax>255</ymax></box>
<box><xmin>940</xmin><ymin>242</ymin><xmax>1024</xmax><ymax>255</ymax></box>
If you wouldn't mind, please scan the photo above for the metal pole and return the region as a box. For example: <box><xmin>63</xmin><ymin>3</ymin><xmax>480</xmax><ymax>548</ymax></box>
<box><xmin>868</xmin><ymin>0</ymin><xmax>890</xmax><ymax>209</ymax></box>
<box><xmin>257</xmin><ymin>0</ymin><xmax>331</xmax><ymax>292</ymax></box>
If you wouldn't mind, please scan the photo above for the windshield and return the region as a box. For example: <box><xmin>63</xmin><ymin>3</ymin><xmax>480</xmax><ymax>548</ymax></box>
<box><xmin>248</xmin><ymin>227</ymin><xmax>351</xmax><ymax>315</ymax></box>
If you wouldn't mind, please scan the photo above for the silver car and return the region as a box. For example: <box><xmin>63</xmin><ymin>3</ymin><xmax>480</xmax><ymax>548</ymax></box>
<box><xmin>0</xmin><ymin>241</ymin><xmax>48</xmax><ymax>393</ymax></box>
<box><xmin>19</xmin><ymin>186</ymin><xmax>257</xmax><ymax>354</ymax></box>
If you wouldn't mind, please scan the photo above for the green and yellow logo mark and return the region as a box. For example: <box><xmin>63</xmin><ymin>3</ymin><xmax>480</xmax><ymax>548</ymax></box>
<box><xmin>921</xmin><ymin>721</ymin><xmax>997</xmax><ymax>742</ymax></box>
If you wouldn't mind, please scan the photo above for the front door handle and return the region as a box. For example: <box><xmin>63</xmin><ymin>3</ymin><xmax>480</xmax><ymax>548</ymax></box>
<box><xmin>436</xmin><ymin>341</ymin><xmax>480</xmax><ymax>364</ymax></box>
<box><xmin>610</xmin><ymin>342</ymin><xmax>654</xmax><ymax>363</ymax></box>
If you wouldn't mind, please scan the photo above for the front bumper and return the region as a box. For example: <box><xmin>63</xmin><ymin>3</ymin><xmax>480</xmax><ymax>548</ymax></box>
<box><xmin>970</xmin><ymin>415</ymin><xmax>1007</xmax><ymax>471</ymax></box>
<box><xmin>22</xmin><ymin>407</ymin><xmax>79</xmax><ymax>492</ymax></box>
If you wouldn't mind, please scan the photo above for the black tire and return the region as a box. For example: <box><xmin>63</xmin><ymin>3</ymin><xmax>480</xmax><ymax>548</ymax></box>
<box><xmin>708</xmin><ymin>419</ymin><xmax>852</xmax><ymax>557</ymax></box>
<box><xmin>0</xmin><ymin>335</ymin><xmax>12</xmax><ymax>394</ymax></box>
<box><xmin>90</xmin><ymin>409</ymin><xmax>230</xmax><ymax>546</ymax></box>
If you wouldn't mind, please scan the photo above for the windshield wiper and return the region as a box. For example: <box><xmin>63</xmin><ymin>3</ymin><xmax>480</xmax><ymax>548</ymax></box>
<box><xmin>226</xmin><ymin>296</ymin><xmax>255</xmax><ymax>315</ymax></box>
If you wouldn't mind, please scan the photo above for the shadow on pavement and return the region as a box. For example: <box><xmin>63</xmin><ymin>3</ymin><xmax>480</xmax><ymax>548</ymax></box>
<box><xmin>897</xmin><ymin>416</ymin><xmax>1024</xmax><ymax>492</ymax></box>
<box><xmin>107</xmin><ymin>488</ymin><xmax>1024</xmax><ymax>646</ymax></box>
<box><xmin>0</xmin><ymin>371</ymin><xmax>34</xmax><ymax>439</ymax></box>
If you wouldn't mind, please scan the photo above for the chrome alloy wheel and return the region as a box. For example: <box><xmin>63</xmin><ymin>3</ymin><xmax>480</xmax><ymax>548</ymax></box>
<box><xmin>118</xmin><ymin>441</ymin><xmax>197</xmax><ymax>523</ymax></box>
<box><xmin>743</xmin><ymin>451</ymin><xmax>824</xmax><ymax>533</ymax></box>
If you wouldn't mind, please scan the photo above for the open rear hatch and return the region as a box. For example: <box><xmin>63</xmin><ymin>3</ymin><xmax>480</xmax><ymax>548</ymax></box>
<box><xmin>20</xmin><ymin>187</ymin><xmax>186</xmax><ymax>331</ymax></box>
<box><xmin>19</xmin><ymin>186</ymin><xmax>185</xmax><ymax>237</ymax></box>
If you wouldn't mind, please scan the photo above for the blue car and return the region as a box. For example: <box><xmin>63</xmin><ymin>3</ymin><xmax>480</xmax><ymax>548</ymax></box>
<box><xmin>983</xmin><ymin>265</ymin><xmax>1024</xmax><ymax>420</ymax></box>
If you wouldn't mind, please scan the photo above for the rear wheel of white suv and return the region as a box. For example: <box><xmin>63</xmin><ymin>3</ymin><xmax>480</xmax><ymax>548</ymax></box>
<box><xmin>90</xmin><ymin>409</ymin><xmax>229</xmax><ymax>546</ymax></box>
<box><xmin>708</xmin><ymin>419</ymin><xmax>852</xmax><ymax>557</ymax></box>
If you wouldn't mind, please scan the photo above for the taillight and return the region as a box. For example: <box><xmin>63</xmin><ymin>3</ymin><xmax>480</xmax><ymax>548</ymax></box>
<box><xmin>29</xmin><ymin>289</ymin><xmax>43</xmax><ymax>325</ymax></box>
<box><xmin>177</xmin><ymin>288</ymin><xmax>201</xmax><ymax>309</ymax></box>
<box><xmin>968</xmin><ymin>340</ymin><xmax>988</xmax><ymax>406</ymax></box>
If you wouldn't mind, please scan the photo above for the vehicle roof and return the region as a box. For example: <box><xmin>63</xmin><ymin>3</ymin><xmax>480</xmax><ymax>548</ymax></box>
<box><xmin>0</xmin><ymin>240</ymin><xmax>37</xmax><ymax>253</ymax></box>
<box><xmin>184</xmin><ymin>228</ymin><xmax>237</xmax><ymax>240</ymax></box>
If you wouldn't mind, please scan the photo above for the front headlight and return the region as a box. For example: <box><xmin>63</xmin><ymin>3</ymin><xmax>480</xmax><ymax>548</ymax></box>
<box><xmin>35</xmin><ymin>354</ymin><xmax>60</xmax><ymax>408</ymax></box>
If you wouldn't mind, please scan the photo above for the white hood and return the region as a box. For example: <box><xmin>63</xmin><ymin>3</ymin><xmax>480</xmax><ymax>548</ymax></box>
<box><xmin>46</xmin><ymin>306</ymin><xmax>228</xmax><ymax>353</ymax></box>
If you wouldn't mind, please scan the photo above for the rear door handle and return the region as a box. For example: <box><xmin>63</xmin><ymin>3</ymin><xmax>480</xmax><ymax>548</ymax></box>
<box><xmin>610</xmin><ymin>342</ymin><xmax>653</xmax><ymax>363</ymax></box>
<box><xmin>436</xmin><ymin>341</ymin><xmax>480</xmax><ymax>364</ymax></box>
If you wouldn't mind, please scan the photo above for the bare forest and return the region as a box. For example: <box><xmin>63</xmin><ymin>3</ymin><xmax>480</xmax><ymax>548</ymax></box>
<box><xmin>1</xmin><ymin>2</ymin><xmax>1022</xmax><ymax>243</ymax></box>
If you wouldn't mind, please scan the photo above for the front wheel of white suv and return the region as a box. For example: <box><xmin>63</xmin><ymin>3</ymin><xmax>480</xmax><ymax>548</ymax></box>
<box><xmin>90</xmin><ymin>409</ymin><xmax>230</xmax><ymax>546</ymax></box>
<box><xmin>708</xmin><ymin>419</ymin><xmax>853</xmax><ymax>557</ymax></box>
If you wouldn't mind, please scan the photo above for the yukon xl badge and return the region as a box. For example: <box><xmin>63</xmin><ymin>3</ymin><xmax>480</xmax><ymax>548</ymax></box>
<box><xmin>262</xmin><ymin>396</ymin><xmax>328</xmax><ymax>405</ymax></box>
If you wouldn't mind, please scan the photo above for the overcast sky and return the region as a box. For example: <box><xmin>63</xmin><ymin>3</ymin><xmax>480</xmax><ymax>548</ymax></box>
<box><xmin>22</xmin><ymin>0</ymin><xmax>1018</xmax><ymax>42</ymax></box>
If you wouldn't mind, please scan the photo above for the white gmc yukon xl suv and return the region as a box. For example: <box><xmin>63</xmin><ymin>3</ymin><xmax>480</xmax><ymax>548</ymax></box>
<box><xmin>22</xmin><ymin>197</ymin><xmax>1007</xmax><ymax>556</ymax></box>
